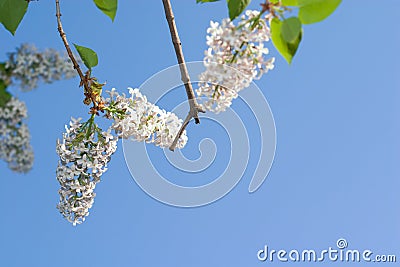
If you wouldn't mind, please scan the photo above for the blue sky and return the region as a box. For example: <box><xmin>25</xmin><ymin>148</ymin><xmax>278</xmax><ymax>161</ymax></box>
<box><xmin>0</xmin><ymin>1</ymin><xmax>399</xmax><ymax>266</ymax></box>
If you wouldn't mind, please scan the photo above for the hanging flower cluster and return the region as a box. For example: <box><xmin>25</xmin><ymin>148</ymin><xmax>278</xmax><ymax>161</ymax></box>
<box><xmin>106</xmin><ymin>87</ymin><xmax>188</xmax><ymax>149</ymax></box>
<box><xmin>1</xmin><ymin>44</ymin><xmax>78</xmax><ymax>91</ymax></box>
<box><xmin>55</xmin><ymin>87</ymin><xmax>189</xmax><ymax>225</ymax></box>
<box><xmin>56</xmin><ymin>117</ymin><xmax>117</xmax><ymax>226</ymax></box>
<box><xmin>197</xmin><ymin>10</ymin><xmax>275</xmax><ymax>113</ymax></box>
<box><xmin>0</xmin><ymin>97</ymin><xmax>34</xmax><ymax>173</ymax></box>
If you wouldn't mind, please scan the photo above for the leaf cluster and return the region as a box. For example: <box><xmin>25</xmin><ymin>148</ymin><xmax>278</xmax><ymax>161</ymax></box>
<box><xmin>197</xmin><ymin>0</ymin><xmax>341</xmax><ymax>63</ymax></box>
<box><xmin>0</xmin><ymin>0</ymin><xmax>341</xmax><ymax>65</ymax></box>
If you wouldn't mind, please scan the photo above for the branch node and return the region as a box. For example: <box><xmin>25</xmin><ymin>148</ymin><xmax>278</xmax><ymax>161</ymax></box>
<box><xmin>55</xmin><ymin>0</ymin><xmax>98</xmax><ymax>110</ymax></box>
<box><xmin>162</xmin><ymin>0</ymin><xmax>205</xmax><ymax>151</ymax></box>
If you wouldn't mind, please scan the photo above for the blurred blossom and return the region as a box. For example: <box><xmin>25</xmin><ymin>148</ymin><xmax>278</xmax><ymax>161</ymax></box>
<box><xmin>1</xmin><ymin>44</ymin><xmax>78</xmax><ymax>91</ymax></box>
<box><xmin>0</xmin><ymin>97</ymin><xmax>34</xmax><ymax>173</ymax></box>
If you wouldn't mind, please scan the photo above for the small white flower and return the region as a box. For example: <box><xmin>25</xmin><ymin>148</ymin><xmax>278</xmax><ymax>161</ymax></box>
<box><xmin>106</xmin><ymin>88</ymin><xmax>188</xmax><ymax>149</ymax></box>
<box><xmin>56</xmin><ymin>118</ymin><xmax>117</xmax><ymax>226</ymax></box>
<box><xmin>198</xmin><ymin>11</ymin><xmax>275</xmax><ymax>113</ymax></box>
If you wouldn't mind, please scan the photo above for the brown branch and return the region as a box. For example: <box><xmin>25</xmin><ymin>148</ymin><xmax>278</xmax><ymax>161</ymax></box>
<box><xmin>55</xmin><ymin>0</ymin><xmax>97</xmax><ymax>109</ymax></box>
<box><xmin>161</xmin><ymin>0</ymin><xmax>205</xmax><ymax>151</ymax></box>
<box><xmin>169</xmin><ymin>113</ymin><xmax>191</xmax><ymax>150</ymax></box>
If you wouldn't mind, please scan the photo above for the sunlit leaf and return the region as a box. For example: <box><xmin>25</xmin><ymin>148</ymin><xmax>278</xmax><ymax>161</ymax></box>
<box><xmin>298</xmin><ymin>0</ymin><xmax>341</xmax><ymax>24</ymax></box>
<box><xmin>271</xmin><ymin>18</ymin><xmax>302</xmax><ymax>64</ymax></box>
<box><xmin>227</xmin><ymin>0</ymin><xmax>250</xmax><ymax>20</ymax></box>
<box><xmin>73</xmin><ymin>44</ymin><xmax>98</xmax><ymax>70</ymax></box>
<box><xmin>282</xmin><ymin>0</ymin><xmax>298</xmax><ymax>6</ymax></box>
<box><xmin>93</xmin><ymin>0</ymin><xmax>117</xmax><ymax>22</ymax></box>
<box><xmin>281</xmin><ymin>17</ymin><xmax>302</xmax><ymax>43</ymax></box>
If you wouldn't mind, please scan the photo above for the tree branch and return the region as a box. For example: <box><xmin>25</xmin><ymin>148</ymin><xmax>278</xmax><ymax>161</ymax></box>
<box><xmin>55</xmin><ymin>0</ymin><xmax>97</xmax><ymax>109</ymax></box>
<box><xmin>161</xmin><ymin>0</ymin><xmax>205</xmax><ymax>151</ymax></box>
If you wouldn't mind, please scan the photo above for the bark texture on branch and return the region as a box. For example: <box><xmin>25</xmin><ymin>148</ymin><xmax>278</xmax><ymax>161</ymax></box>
<box><xmin>55</xmin><ymin>0</ymin><xmax>97</xmax><ymax>108</ymax></box>
<box><xmin>161</xmin><ymin>0</ymin><xmax>205</xmax><ymax>151</ymax></box>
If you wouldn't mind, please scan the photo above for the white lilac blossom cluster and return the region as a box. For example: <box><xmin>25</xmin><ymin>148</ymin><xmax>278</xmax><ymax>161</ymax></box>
<box><xmin>197</xmin><ymin>10</ymin><xmax>275</xmax><ymax>113</ymax></box>
<box><xmin>106</xmin><ymin>87</ymin><xmax>188</xmax><ymax>149</ymax></box>
<box><xmin>1</xmin><ymin>44</ymin><xmax>77</xmax><ymax>91</ymax></box>
<box><xmin>56</xmin><ymin>118</ymin><xmax>117</xmax><ymax>226</ymax></box>
<box><xmin>0</xmin><ymin>97</ymin><xmax>34</xmax><ymax>173</ymax></box>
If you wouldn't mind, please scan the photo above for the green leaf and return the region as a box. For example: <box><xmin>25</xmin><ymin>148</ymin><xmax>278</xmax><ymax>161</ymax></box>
<box><xmin>0</xmin><ymin>63</ymin><xmax>6</xmax><ymax>73</ymax></box>
<box><xmin>196</xmin><ymin>0</ymin><xmax>220</xmax><ymax>3</ymax></box>
<box><xmin>298</xmin><ymin>0</ymin><xmax>341</xmax><ymax>24</ymax></box>
<box><xmin>270</xmin><ymin>0</ymin><xmax>280</xmax><ymax>3</ymax></box>
<box><xmin>282</xmin><ymin>0</ymin><xmax>298</xmax><ymax>6</ymax></box>
<box><xmin>271</xmin><ymin>18</ymin><xmax>302</xmax><ymax>64</ymax></box>
<box><xmin>0</xmin><ymin>80</ymin><xmax>11</xmax><ymax>108</ymax></box>
<box><xmin>0</xmin><ymin>0</ymin><xmax>28</xmax><ymax>35</ymax></box>
<box><xmin>227</xmin><ymin>0</ymin><xmax>250</xmax><ymax>20</ymax></box>
<box><xmin>93</xmin><ymin>0</ymin><xmax>117</xmax><ymax>22</ymax></box>
<box><xmin>271</xmin><ymin>19</ymin><xmax>287</xmax><ymax>61</ymax></box>
<box><xmin>280</xmin><ymin>17</ymin><xmax>302</xmax><ymax>43</ymax></box>
<box><xmin>286</xmin><ymin>30</ymin><xmax>302</xmax><ymax>58</ymax></box>
<box><xmin>73</xmin><ymin>44</ymin><xmax>98</xmax><ymax>70</ymax></box>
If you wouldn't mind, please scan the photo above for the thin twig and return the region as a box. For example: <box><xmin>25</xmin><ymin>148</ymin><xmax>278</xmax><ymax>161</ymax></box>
<box><xmin>161</xmin><ymin>0</ymin><xmax>205</xmax><ymax>151</ymax></box>
<box><xmin>55</xmin><ymin>0</ymin><xmax>97</xmax><ymax>109</ymax></box>
<box><xmin>169</xmin><ymin>113</ymin><xmax>191</xmax><ymax>150</ymax></box>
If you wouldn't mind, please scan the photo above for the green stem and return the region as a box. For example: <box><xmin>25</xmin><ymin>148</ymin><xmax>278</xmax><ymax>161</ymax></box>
<box><xmin>211</xmin><ymin>41</ymin><xmax>248</xmax><ymax>98</ymax></box>
<box><xmin>85</xmin><ymin>114</ymin><xmax>95</xmax><ymax>139</ymax></box>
